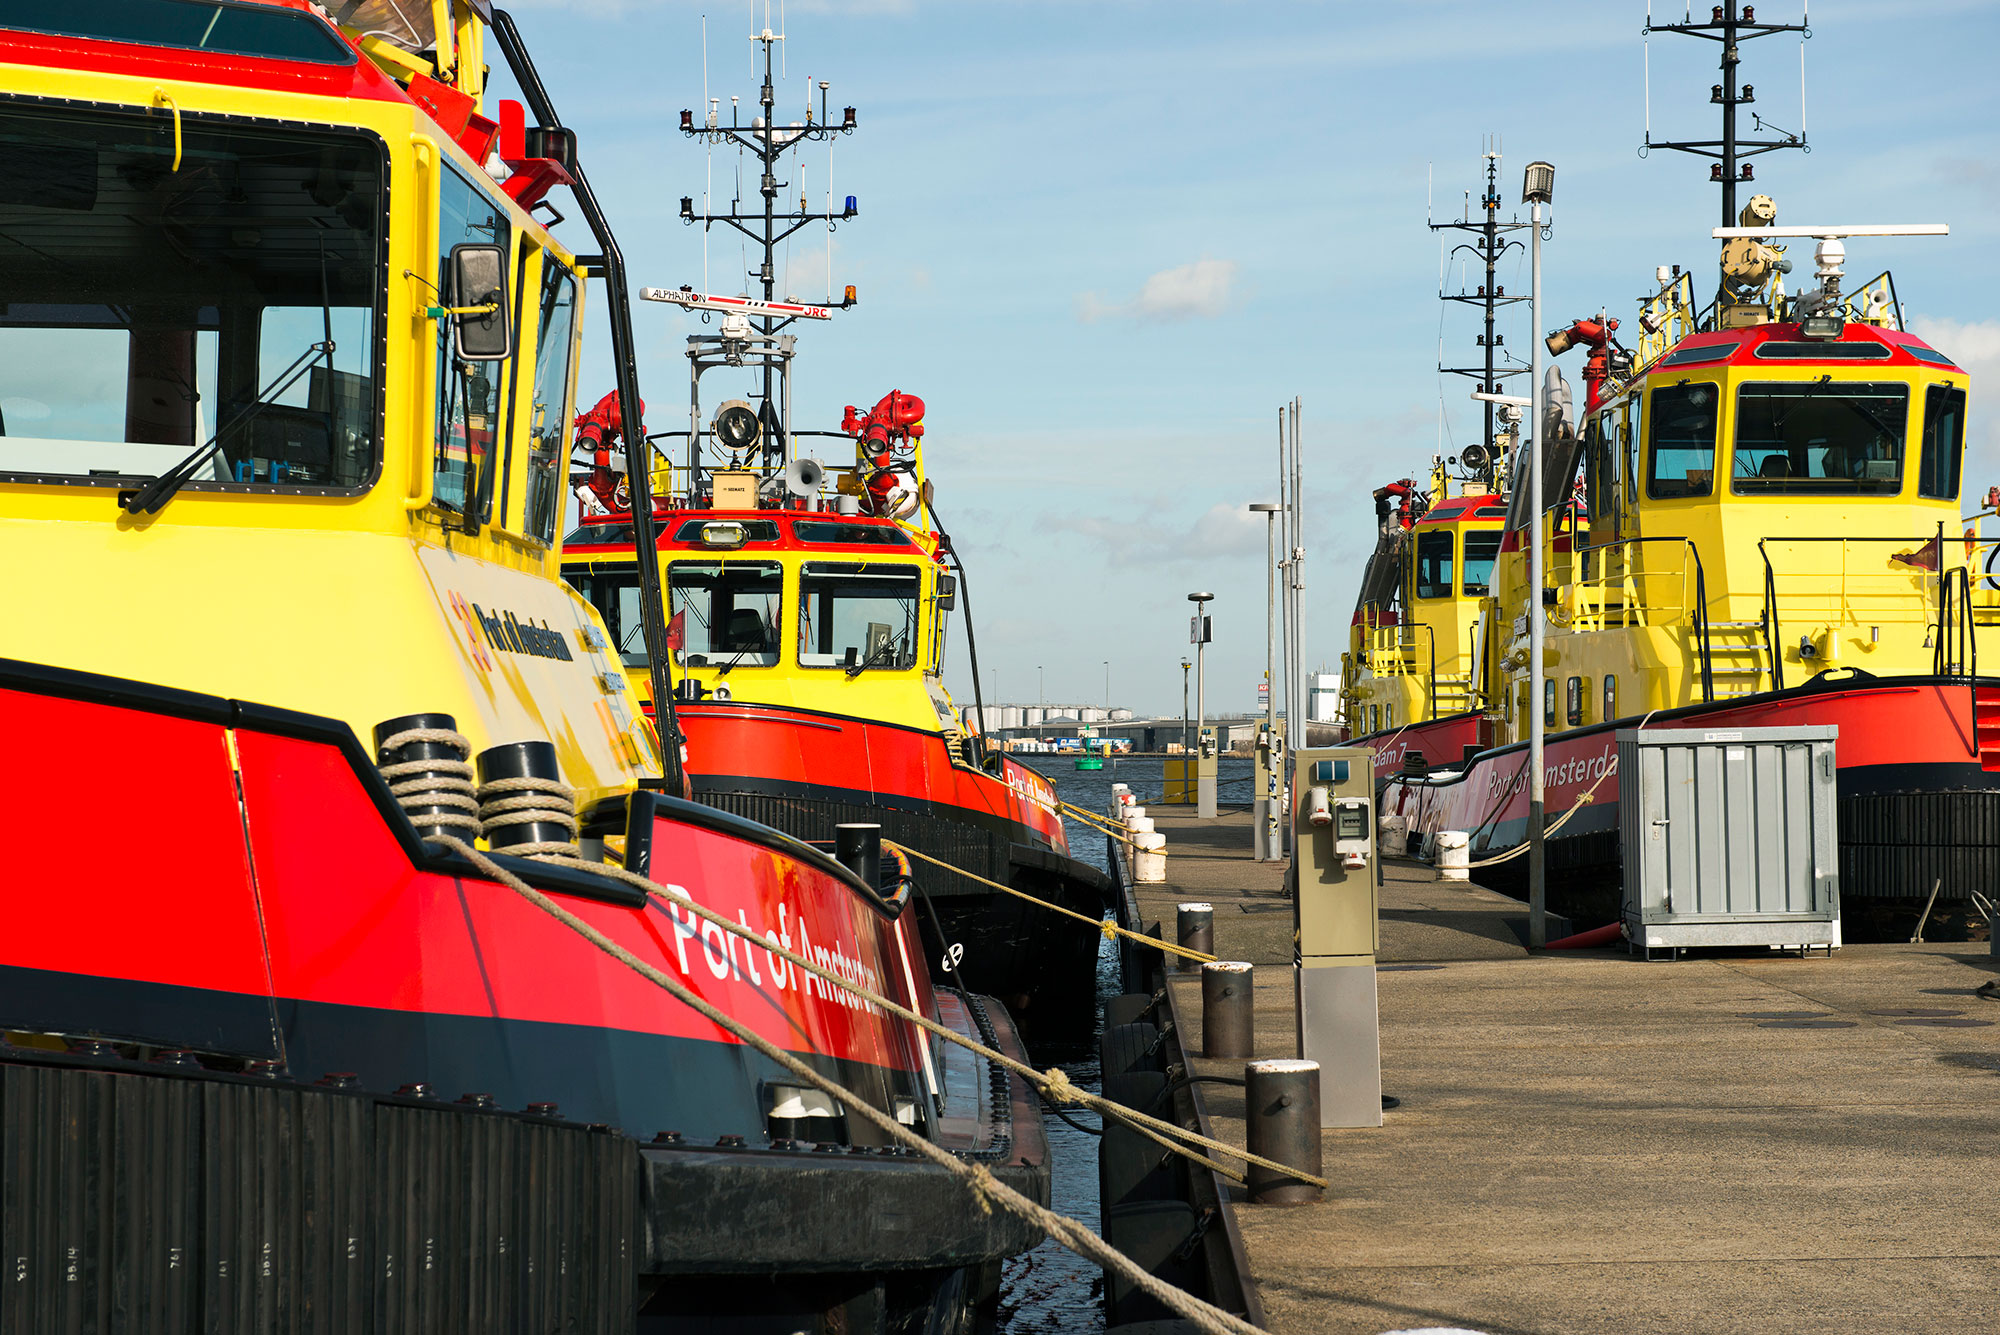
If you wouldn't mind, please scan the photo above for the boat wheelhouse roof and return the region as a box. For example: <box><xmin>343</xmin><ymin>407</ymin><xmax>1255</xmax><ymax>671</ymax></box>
<box><xmin>565</xmin><ymin>510</ymin><xmax>943</xmax><ymax>559</ymax></box>
<box><xmin>1414</xmin><ymin>495</ymin><xmax>1508</xmax><ymax>526</ymax></box>
<box><xmin>1643</xmin><ymin>321</ymin><xmax>1960</xmax><ymax>379</ymax></box>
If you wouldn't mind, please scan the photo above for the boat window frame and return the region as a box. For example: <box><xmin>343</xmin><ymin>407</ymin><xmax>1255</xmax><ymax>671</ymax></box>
<box><xmin>1917</xmin><ymin>382</ymin><xmax>1967</xmax><ymax>502</ymax></box>
<box><xmin>796</xmin><ymin>559</ymin><xmax>924</xmax><ymax>672</ymax></box>
<box><xmin>1644</xmin><ymin>378</ymin><xmax>1721</xmax><ymax>501</ymax></box>
<box><xmin>0</xmin><ymin>0</ymin><xmax>358</xmax><ymax>65</ymax></box>
<box><xmin>666</xmin><ymin>557</ymin><xmax>786</xmax><ymax>670</ymax></box>
<box><xmin>0</xmin><ymin>97</ymin><xmax>391</xmax><ymax>498</ymax></box>
<box><xmin>1461</xmin><ymin>528</ymin><xmax>1502</xmax><ymax>597</ymax></box>
<box><xmin>1414</xmin><ymin>527</ymin><xmax>1456</xmax><ymax>601</ymax></box>
<box><xmin>1727</xmin><ymin>378</ymin><xmax>1911</xmax><ymax>497</ymax></box>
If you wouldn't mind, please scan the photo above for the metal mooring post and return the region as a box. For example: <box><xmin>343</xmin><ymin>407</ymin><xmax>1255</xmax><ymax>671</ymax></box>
<box><xmin>1201</xmin><ymin>962</ymin><xmax>1254</xmax><ymax>1059</ymax></box>
<box><xmin>1176</xmin><ymin>902</ymin><xmax>1214</xmax><ymax>970</ymax></box>
<box><xmin>1245</xmin><ymin>1058</ymin><xmax>1323</xmax><ymax>1204</ymax></box>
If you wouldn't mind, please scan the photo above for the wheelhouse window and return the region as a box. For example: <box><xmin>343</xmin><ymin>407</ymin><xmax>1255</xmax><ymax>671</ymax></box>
<box><xmin>1414</xmin><ymin>529</ymin><xmax>1455</xmax><ymax>599</ymax></box>
<box><xmin>433</xmin><ymin>168</ymin><xmax>511</xmax><ymax>518</ymax></box>
<box><xmin>1730</xmin><ymin>381</ymin><xmax>1909</xmax><ymax>495</ymax></box>
<box><xmin>565</xmin><ymin>565</ymin><xmax>646</xmax><ymax>667</ymax></box>
<box><xmin>521</xmin><ymin>262</ymin><xmax>579</xmax><ymax>543</ymax></box>
<box><xmin>668</xmin><ymin>561</ymin><xmax>783</xmax><ymax>668</ymax></box>
<box><xmin>0</xmin><ymin>103</ymin><xmax>383</xmax><ymax>492</ymax></box>
<box><xmin>1461</xmin><ymin>530</ymin><xmax>1502</xmax><ymax>596</ymax></box>
<box><xmin>1646</xmin><ymin>382</ymin><xmax>1718</xmax><ymax>499</ymax></box>
<box><xmin>1917</xmin><ymin>385</ymin><xmax>1966</xmax><ymax>501</ymax></box>
<box><xmin>799</xmin><ymin>562</ymin><xmax>920</xmax><ymax>671</ymax></box>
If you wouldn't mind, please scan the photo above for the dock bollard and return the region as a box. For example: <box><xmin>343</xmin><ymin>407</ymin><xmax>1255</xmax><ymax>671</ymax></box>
<box><xmin>1200</xmin><ymin>962</ymin><xmax>1254</xmax><ymax>1059</ymax></box>
<box><xmin>1245</xmin><ymin>1058</ymin><xmax>1323</xmax><ymax>1204</ymax></box>
<box><xmin>1436</xmin><ymin>829</ymin><xmax>1470</xmax><ymax>881</ymax></box>
<box><xmin>1133</xmin><ymin>832</ymin><xmax>1167</xmax><ymax>883</ymax></box>
<box><xmin>1176</xmin><ymin>903</ymin><xmax>1213</xmax><ymax>970</ymax></box>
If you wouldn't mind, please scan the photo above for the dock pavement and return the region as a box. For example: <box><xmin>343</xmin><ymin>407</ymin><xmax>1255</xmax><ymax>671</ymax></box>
<box><xmin>1128</xmin><ymin>806</ymin><xmax>2000</xmax><ymax>1335</ymax></box>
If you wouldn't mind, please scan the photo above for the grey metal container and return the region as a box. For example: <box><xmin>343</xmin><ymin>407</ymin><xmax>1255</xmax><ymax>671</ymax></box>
<box><xmin>1617</xmin><ymin>724</ymin><xmax>1840</xmax><ymax>958</ymax></box>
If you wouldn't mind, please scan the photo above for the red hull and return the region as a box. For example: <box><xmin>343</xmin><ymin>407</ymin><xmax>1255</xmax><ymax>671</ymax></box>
<box><xmin>0</xmin><ymin>659</ymin><xmax>942</xmax><ymax>1140</ymax></box>
<box><xmin>1380</xmin><ymin>677</ymin><xmax>2000</xmax><ymax>920</ymax></box>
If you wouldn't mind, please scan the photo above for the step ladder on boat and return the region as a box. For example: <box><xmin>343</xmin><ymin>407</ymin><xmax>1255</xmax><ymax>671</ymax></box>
<box><xmin>1705</xmin><ymin>619</ymin><xmax>1771</xmax><ymax>699</ymax></box>
<box><xmin>1976</xmin><ymin>685</ymin><xmax>2000</xmax><ymax>772</ymax></box>
<box><xmin>1431</xmin><ymin>673</ymin><xmax>1478</xmax><ymax>716</ymax></box>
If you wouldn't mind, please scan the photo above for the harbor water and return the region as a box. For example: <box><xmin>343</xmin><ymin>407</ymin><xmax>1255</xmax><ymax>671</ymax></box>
<box><xmin>998</xmin><ymin>756</ymin><xmax>1258</xmax><ymax>1332</ymax></box>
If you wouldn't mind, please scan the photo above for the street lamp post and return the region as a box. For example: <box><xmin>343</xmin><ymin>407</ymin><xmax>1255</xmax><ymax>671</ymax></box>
<box><xmin>1180</xmin><ymin>658</ymin><xmax>1192</xmax><ymax>767</ymax></box>
<box><xmin>1188</xmin><ymin>592</ymin><xmax>1215</xmax><ymax>818</ymax></box>
<box><xmin>1103</xmin><ymin>660</ymin><xmax>1110</xmax><ymax>711</ymax></box>
<box><xmin>1250</xmin><ymin>502</ymin><xmax>1283</xmax><ymax>859</ymax></box>
<box><xmin>1524</xmin><ymin>160</ymin><xmax>1555</xmax><ymax>948</ymax></box>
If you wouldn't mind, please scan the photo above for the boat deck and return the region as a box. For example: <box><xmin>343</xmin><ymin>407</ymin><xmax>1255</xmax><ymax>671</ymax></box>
<box><xmin>1129</xmin><ymin>807</ymin><xmax>2000</xmax><ymax>1335</ymax></box>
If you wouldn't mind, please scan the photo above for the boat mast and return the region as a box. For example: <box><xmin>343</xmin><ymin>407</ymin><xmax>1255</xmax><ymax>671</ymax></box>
<box><xmin>1641</xmin><ymin>2</ymin><xmax>1809</xmax><ymax>277</ymax></box>
<box><xmin>1431</xmin><ymin>141</ymin><xmax>1530</xmax><ymax>483</ymax></box>
<box><xmin>679</xmin><ymin>24</ymin><xmax>856</xmax><ymax>487</ymax></box>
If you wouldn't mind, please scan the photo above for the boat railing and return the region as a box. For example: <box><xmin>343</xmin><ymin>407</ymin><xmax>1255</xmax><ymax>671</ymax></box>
<box><xmin>1567</xmin><ymin>536</ymin><xmax>1717</xmax><ymax>702</ymax></box>
<box><xmin>1756</xmin><ymin>531</ymin><xmax>1967</xmax><ymax>690</ymax></box>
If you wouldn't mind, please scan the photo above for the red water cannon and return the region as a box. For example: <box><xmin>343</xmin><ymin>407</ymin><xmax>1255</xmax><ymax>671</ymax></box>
<box><xmin>841</xmin><ymin>390</ymin><xmax>927</xmax><ymax>519</ymax></box>
<box><xmin>1373</xmin><ymin>478</ymin><xmax>1421</xmax><ymax>531</ymax></box>
<box><xmin>573</xmin><ymin>389</ymin><xmax>643</xmax><ymax>513</ymax></box>
<box><xmin>1544</xmin><ymin>316</ymin><xmax>1621</xmax><ymax>414</ymax></box>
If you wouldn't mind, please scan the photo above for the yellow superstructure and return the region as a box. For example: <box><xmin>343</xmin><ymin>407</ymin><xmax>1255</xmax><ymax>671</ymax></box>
<box><xmin>564</xmin><ymin>512</ymin><xmax>966</xmax><ymax>740</ymax></box>
<box><xmin>0</xmin><ymin>1</ymin><xmax>657</xmax><ymax>810</ymax></box>
<box><xmin>1342</xmin><ymin>459</ymin><xmax>1508</xmax><ymax>737</ymax></box>
<box><xmin>1483</xmin><ymin>258</ymin><xmax>1982</xmax><ymax>744</ymax></box>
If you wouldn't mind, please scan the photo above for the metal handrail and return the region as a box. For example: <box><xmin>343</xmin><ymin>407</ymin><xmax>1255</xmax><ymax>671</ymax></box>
<box><xmin>1759</xmin><ymin>530</ymin><xmax>1979</xmax><ymax>692</ymax></box>
<box><xmin>1571</xmin><ymin>535</ymin><xmax>1716</xmax><ymax>703</ymax></box>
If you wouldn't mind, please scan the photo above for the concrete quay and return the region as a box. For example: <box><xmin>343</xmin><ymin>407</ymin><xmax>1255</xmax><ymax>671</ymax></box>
<box><xmin>1126</xmin><ymin>807</ymin><xmax>2000</xmax><ymax>1335</ymax></box>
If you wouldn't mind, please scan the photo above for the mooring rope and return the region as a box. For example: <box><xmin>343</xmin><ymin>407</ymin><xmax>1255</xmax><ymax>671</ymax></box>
<box><xmin>434</xmin><ymin>836</ymin><xmax>1269</xmax><ymax>1335</ymax></box>
<box><xmin>884</xmin><ymin>840</ymin><xmax>1213</xmax><ymax>964</ymax></box>
<box><xmin>455</xmin><ymin>834</ymin><xmax>1311</xmax><ymax>1192</ymax></box>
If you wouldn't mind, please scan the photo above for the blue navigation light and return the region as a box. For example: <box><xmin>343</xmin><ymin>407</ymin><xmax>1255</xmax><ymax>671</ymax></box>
<box><xmin>844</xmin><ymin>195</ymin><xmax>858</xmax><ymax>217</ymax></box>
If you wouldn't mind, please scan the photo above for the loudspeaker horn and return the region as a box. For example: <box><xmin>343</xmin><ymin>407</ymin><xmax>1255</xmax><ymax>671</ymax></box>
<box><xmin>785</xmin><ymin>457</ymin><xmax>825</xmax><ymax>497</ymax></box>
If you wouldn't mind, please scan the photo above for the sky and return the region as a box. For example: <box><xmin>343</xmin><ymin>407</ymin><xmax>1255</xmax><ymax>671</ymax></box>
<box><xmin>499</xmin><ymin>0</ymin><xmax>2000</xmax><ymax>718</ymax></box>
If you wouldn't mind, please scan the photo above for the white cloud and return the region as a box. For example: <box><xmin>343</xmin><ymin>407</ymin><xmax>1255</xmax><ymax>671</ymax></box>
<box><xmin>1909</xmin><ymin>315</ymin><xmax>2000</xmax><ymax>480</ymax></box>
<box><xmin>1077</xmin><ymin>259</ymin><xmax>1240</xmax><ymax>324</ymax></box>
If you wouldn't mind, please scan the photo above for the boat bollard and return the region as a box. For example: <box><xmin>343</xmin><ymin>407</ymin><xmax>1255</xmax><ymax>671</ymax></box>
<box><xmin>1245</xmin><ymin>1058</ymin><xmax>1323</xmax><ymax>1204</ymax></box>
<box><xmin>1201</xmin><ymin>962</ymin><xmax>1254</xmax><ymax>1059</ymax></box>
<box><xmin>1175</xmin><ymin>902</ymin><xmax>1213</xmax><ymax>969</ymax></box>
<box><xmin>1126</xmin><ymin>815</ymin><xmax>1155</xmax><ymax>836</ymax></box>
<box><xmin>835</xmin><ymin>823</ymin><xmax>883</xmax><ymax>888</ymax></box>
<box><xmin>1133</xmin><ymin>832</ymin><xmax>1167</xmax><ymax>883</ymax></box>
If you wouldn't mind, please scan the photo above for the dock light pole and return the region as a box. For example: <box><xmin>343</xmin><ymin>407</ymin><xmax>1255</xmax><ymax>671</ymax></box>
<box><xmin>1524</xmin><ymin>160</ymin><xmax>1555</xmax><ymax>948</ymax></box>
<box><xmin>1189</xmin><ymin>592</ymin><xmax>1215</xmax><ymax>818</ymax></box>
<box><xmin>1250</xmin><ymin>502</ymin><xmax>1283</xmax><ymax>859</ymax></box>
<box><xmin>1180</xmin><ymin>658</ymin><xmax>1192</xmax><ymax>761</ymax></box>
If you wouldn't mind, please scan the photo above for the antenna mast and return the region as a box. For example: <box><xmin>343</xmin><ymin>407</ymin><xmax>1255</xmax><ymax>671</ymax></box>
<box><xmin>1430</xmin><ymin>139</ymin><xmax>1530</xmax><ymax>478</ymax></box>
<box><xmin>675</xmin><ymin>24</ymin><xmax>856</xmax><ymax>492</ymax></box>
<box><xmin>1641</xmin><ymin>2</ymin><xmax>1809</xmax><ymax>228</ymax></box>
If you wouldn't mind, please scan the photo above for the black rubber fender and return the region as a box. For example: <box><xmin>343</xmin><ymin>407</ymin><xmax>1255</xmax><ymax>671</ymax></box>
<box><xmin>1101</xmin><ymin>1200</ymin><xmax>1204</xmax><ymax>1327</ymax></box>
<box><xmin>1099</xmin><ymin>1021</ymin><xmax>1161</xmax><ymax>1079</ymax></box>
<box><xmin>1102</xmin><ymin>992</ymin><xmax>1158</xmax><ymax>1032</ymax></box>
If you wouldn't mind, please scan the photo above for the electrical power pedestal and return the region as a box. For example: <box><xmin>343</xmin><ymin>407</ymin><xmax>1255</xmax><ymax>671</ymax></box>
<box><xmin>1251</xmin><ymin>719</ymin><xmax>1285</xmax><ymax>861</ymax></box>
<box><xmin>1291</xmin><ymin>746</ymin><xmax>1382</xmax><ymax>1128</ymax></box>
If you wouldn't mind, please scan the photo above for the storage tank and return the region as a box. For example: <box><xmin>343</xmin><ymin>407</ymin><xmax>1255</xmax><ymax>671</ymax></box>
<box><xmin>1110</xmin><ymin>709</ymin><xmax>1134</xmax><ymax>722</ymax></box>
<box><xmin>1080</xmin><ymin>707</ymin><xmax>1106</xmax><ymax>723</ymax></box>
<box><xmin>1021</xmin><ymin>707</ymin><xmax>1044</xmax><ymax>726</ymax></box>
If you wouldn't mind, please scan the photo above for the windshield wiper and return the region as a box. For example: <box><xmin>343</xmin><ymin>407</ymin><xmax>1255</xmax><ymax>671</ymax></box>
<box><xmin>845</xmin><ymin>638</ymin><xmax>902</xmax><ymax>678</ymax></box>
<box><xmin>121</xmin><ymin>339</ymin><xmax>332</xmax><ymax>515</ymax></box>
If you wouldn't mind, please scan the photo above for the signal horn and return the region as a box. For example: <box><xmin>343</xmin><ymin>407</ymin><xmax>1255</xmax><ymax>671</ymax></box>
<box><xmin>712</xmin><ymin>399</ymin><xmax>761</xmax><ymax>453</ymax></box>
<box><xmin>785</xmin><ymin>457</ymin><xmax>825</xmax><ymax>498</ymax></box>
